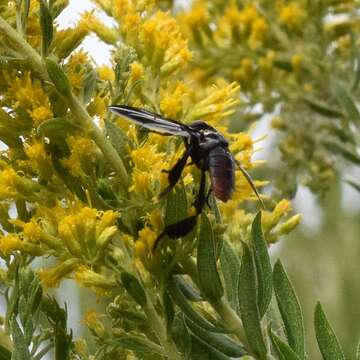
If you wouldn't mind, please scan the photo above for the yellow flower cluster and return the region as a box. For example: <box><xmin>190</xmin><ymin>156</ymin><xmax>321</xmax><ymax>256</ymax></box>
<box><xmin>114</xmin><ymin>3</ymin><xmax>192</xmax><ymax>76</ymax></box>
<box><xmin>4</xmin><ymin>71</ymin><xmax>53</xmax><ymax>126</ymax></box>
<box><xmin>61</xmin><ymin>135</ymin><xmax>98</xmax><ymax>178</ymax></box>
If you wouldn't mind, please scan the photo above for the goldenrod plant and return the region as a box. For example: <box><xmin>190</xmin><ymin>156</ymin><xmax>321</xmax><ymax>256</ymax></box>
<box><xmin>0</xmin><ymin>0</ymin><xmax>357</xmax><ymax>359</ymax></box>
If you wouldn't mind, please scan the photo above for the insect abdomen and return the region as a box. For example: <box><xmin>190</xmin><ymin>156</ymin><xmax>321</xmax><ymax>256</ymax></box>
<box><xmin>208</xmin><ymin>146</ymin><xmax>235</xmax><ymax>202</ymax></box>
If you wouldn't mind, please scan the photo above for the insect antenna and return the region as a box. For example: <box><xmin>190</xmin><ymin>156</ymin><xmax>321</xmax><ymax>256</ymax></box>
<box><xmin>234</xmin><ymin>159</ymin><xmax>265</xmax><ymax>210</ymax></box>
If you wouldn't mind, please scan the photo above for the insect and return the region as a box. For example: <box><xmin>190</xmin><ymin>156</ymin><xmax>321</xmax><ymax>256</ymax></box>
<box><xmin>109</xmin><ymin>105</ymin><xmax>263</xmax><ymax>251</ymax></box>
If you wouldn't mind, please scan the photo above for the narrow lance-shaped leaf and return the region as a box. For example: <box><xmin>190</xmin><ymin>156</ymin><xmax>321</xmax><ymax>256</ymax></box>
<box><xmin>190</xmin><ymin>335</ymin><xmax>232</xmax><ymax>360</ymax></box>
<box><xmin>251</xmin><ymin>212</ymin><xmax>272</xmax><ymax>318</ymax></box>
<box><xmin>46</xmin><ymin>59</ymin><xmax>71</xmax><ymax>96</ymax></box>
<box><xmin>273</xmin><ymin>260</ymin><xmax>305</xmax><ymax>359</ymax></box>
<box><xmin>185</xmin><ymin>316</ymin><xmax>246</xmax><ymax>357</ymax></box>
<box><xmin>357</xmin><ymin>340</ymin><xmax>360</xmax><ymax>360</ymax></box>
<box><xmin>269</xmin><ymin>327</ymin><xmax>301</xmax><ymax>360</ymax></box>
<box><xmin>120</xmin><ymin>272</ymin><xmax>147</xmax><ymax>306</ymax></box>
<box><xmin>220</xmin><ymin>240</ymin><xmax>241</xmax><ymax>311</ymax></box>
<box><xmin>165</xmin><ymin>185</ymin><xmax>188</xmax><ymax>226</ymax></box>
<box><xmin>169</xmin><ymin>277</ymin><xmax>228</xmax><ymax>333</ymax></box>
<box><xmin>82</xmin><ymin>69</ymin><xmax>97</xmax><ymax>104</ymax></box>
<box><xmin>197</xmin><ymin>214</ymin><xmax>224</xmax><ymax>301</ymax></box>
<box><xmin>163</xmin><ymin>291</ymin><xmax>174</xmax><ymax>333</ymax></box>
<box><xmin>238</xmin><ymin>243</ymin><xmax>267</xmax><ymax>358</ymax></box>
<box><xmin>314</xmin><ymin>302</ymin><xmax>346</xmax><ymax>360</ymax></box>
<box><xmin>334</xmin><ymin>82</ymin><xmax>360</xmax><ymax>124</ymax></box>
<box><xmin>345</xmin><ymin>179</ymin><xmax>360</xmax><ymax>193</ymax></box>
<box><xmin>322</xmin><ymin>140</ymin><xmax>360</xmax><ymax>166</ymax></box>
<box><xmin>175</xmin><ymin>275</ymin><xmax>203</xmax><ymax>302</ymax></box>
<box><xmin>11</xmin><ymin>317</ymin><xmax>31</xmax><ymax>360</ymax></box>
<box><xmin>39</xmin><ymin>0</ymin><xmax>53</xmax><ymax>57</ymax></box>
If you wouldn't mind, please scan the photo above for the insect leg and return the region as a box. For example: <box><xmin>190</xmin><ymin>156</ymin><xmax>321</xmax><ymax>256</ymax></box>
<box><xmin>159</xmin><ymin>146</ymin><xmax>192</xmax><ymax>198</ymax></box>
<box><xmin>152</xmin><ymin>169</ymin><xmax>206</xmax><ymax>253</ymax></box>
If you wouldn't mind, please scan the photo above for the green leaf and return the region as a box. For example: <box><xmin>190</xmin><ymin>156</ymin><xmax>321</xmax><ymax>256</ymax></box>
<box><xmin>169</xmin><ymin>277</ymin><xmax>228</xmax><ymax>333</ymax></box>
<box><xmin>334</xmin><ymin>82</ymin><xmax>360</xmax><ymax>124</ymax></box>
<box><xmin>185</xmin><ymin>317</ymin><xmax>246</xmax><ymax>357</ymax></box>
<box><xmin>322</xmin><ymin>140</ymin><xmax>360</xmax><ymax>165</ymax></box>
<box><xmin>120</xmin><ymin>272</ymin><xmax>147</xmax><ymax>306</ymax></box>
<box><xmin>269</xmin><ymin>328</ymin><xmax>301</xmax><ymax>360</ymax></box>
<box><xmin>345</xmin><ymin>179</ymin><xmax>360</xmax><ymax>193</ymax></box>
<box><xmin>163</xmin><ymin>291</ymin><xmax>174</xmax><ymax>333</ymax></box>
<box><xmin>356</xmin><ymin>339</ymin><xmax>360</xmax><ymax>360</ymax></box>
<box><xmin>37</xmin><ymin>117</ymin><xmax>75</xmax><ymax>136</ymax></box>
<box><xmin>220</xmin><ymin>240</ymin><xmax>240</xmax><ymax>311</ymax></box>
<box><xmin>0</xmin><ymin>345</ymin><xmax>11</xmax><ymax>360</ymax></box>
<box><xmin>238</xmin><ymin>243</ymin><xmax>267</xmax><ymax>358</ymax></box>
<box><xmin>112</xmin><ymin>336</ymin><xmax>163</xmax><ymax>355</ymax></box>
<box><xmin>39</xmin><ymin>0</ymin><xmax>53</xmax><ymax>56</ymax></box>
<box><xmin>197</xmin><ymin>214</ymin><xmax>224</xmax><ymax>301</ymax></box>
<box><xmin>191</xmin><ymin>335</ymin><xmax>232</xmax><ymax>360</ymax></box>
<box><xmin>165</xmin><ymin>185</ymin><xmax>188</xmax><ymax>226</ymax></box>
<box><xmin>301</xmin><ymin>96</ymin><xmax>344</xmax><ymax>118</ymax></box>
<box><xmin>175</xmin><ymin>275</ymin><xmax>203</xmax><ymax>302</ymax></box>
<box><xmin>11</xmin><ymin>317</ymin><xmax>31</xmax><ymax>360</ymax></box>
<box><xmin>273</xmin><ymin>260</ymin><xmax>305</xmax><ymax>359</ymax></box>
<box><xmin>251</xmin><ymin>212</ymin><xmax>272</xmax><ymax>319</ymax></box>
<box><xmin>314</xmin><ymin>302</ymin><xmax>345</xmax><ymax>360</ymax></box>
<box><xmin>82</xmin><ymin>69</ymin><xmax>97</xmax><ymax>104</ymax></box>
<box><xmin>46</xmin><ymin>59</ymin><xmax>71</xmax><ymax>96</ymax></box>
<box><xmin>104</xmin><ymin>120</ymin><xmax>131</xmax><ymax>170</ymax></box>
<box><xmin>171</xmin><ymin>315</ymin><xmax>192</xmax><ymax>360</ymax></box>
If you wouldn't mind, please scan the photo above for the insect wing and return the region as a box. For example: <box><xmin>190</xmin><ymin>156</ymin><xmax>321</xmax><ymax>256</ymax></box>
<box><xmin>109</xmin><ymin>105</ymin><xmax>191</xmax><ymax>137</ymax></box>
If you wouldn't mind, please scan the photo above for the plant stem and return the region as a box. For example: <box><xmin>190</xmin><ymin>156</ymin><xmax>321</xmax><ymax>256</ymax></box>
<box><xmin>0</xmin><ymin>15</ymin><xmax>47</xmax><ymax>80</ymax></box>
<box><xmin>67</xmin><ymin>94</ymin><xmax>129</xmax><ymax>185</ymax></box>
<box><xmin>0</xmin><ymin>15</ymin><xmax>129</xmax><ymax>186</ymax></box>
<box><xmin>142</xmin><ymin>299</ymin><xmax>183</xmax><ymax>360</ymax></box>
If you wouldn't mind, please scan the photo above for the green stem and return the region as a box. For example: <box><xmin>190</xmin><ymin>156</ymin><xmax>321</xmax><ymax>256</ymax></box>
<box><xmin>0</xmin><ymin>15</ymin><xmax>47</xmax><ymax>80</ymax></box>
<box><xmin>0</xmin><ymin>15</ymin><xmax>129</xmax><ymax>186</ymax></box>
<box><xmin>66</xmin><ymin>94</ymin><xmax>129</xmax><ymax>185</ymax></box>
<box><xmin>142</xmin><ymin>299</ymin><xmax>183</xmax><ymax>360</ymax></box>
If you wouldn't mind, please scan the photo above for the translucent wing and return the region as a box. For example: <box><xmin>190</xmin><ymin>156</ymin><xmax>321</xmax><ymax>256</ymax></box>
<box><xmin>109</xmin><ymin>105</ymin><xmax>191</xmax><ymax>137</ymax></box>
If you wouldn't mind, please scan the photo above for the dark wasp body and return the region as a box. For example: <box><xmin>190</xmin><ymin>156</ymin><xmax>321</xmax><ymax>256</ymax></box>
<box><xmin>109</xmin><ymin>105</ymin><xmax>262</xmax><ymax>251</ymax></box>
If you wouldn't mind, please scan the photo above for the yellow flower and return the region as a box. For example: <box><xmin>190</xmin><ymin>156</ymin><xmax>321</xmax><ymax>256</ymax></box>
<box><xmin>52</xmin><ymin>26</ymin><xmax>89</xmax><ymax>60</ymax></box>
<box><xmin>5</xmin><ymin>72</ymin><xmax>53</xmax><ymax>125</ymax></box>
<box><xmin>98</xmin><ymin>65</ymin><xmax>115</xmax><ymax>82</ymax></box>
<box><xmin>279</xmin><ymin>3</ymin><xmax>306</xmax><ymax>29</ymax></box>
<box><xmin>249</xmin><ymin>17</ymin><xmax>268</xmax><ymax>49</ymax></box>
<box><xmin>188</xmin><ymin>82</ymin><xmax>240</xmax><ymax>123</ymax></box>
<box><xmin>239</xmin><ymin>4</ymin><xmax>258</xmax><ymax>27</ymax></box>
<box><xmin>129</xmin><ymin>61</ymin><xmax>144</xmax><ymax>81</ymax></box>
<box><xmin>87</xmin><ymin>95</ymin><xmax>107</xmax><ymax>119</ymax></box>
<box><xmin>134</xmin><ymin>240</ymin><xmax>146</xmax><ymax>256</ymax></box>
<box><xmin>138</xmin><ymin>226</ymin><xmax>157</xmax><ymax>251</ymax></box>
<box><xmin>37</xmin><ymin>259</ymin><xmax>79</xmax><ymax>288</ymax></box>
<box><xmin>28</xmin><ymin>106</ymin><xmax>53</xmax><ymax>126</ymax></box>
<box><xmin>182</xmin><ymin>1</ymin><xmax>209</xmax><ymax>28</ymax></box>
<box><xmin>67</xmin><ymin>135</ymin><xmax>97</xmax><ymax>159</ymax></box>
<box><xmin>58</xmin><ymin>206</ymin><xmax>118</xmax><ymax>261</ymax></box>
<box><xmin>291</xmin><ymin>54</ymin><xmax>303</xmax><ymax>71</ymax></box>
<box><xmin>83</xmin><ymin>310</ymin><xmax>106</xmax><ymax>337</ymax></box>
<box><xmin>80</xmin><ymin>11</ymin><xmax>118</xmax><ymax>44</ymax></box>
<box><xmin>74</xmin><ymin>265</ymin><xmax>116</xmax><ymax>290</ymax></box>
<box><xmin>262</xmin><ymin>199</ymin><xmax>292</xmax><ymax>232</ymax></box>
<box><xmin>0</xmin><ymin>234</ymin><xmax>23</xmax><ymax>256</ymax></box>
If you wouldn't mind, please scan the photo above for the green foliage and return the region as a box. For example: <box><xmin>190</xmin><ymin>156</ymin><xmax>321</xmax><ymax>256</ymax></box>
<box><xmin>0</xmin><ymin>0</ymin><xmax>358</xmax><ymax>359</ymax></box>
<box><xmin>314</xmin><ymin>302</ymin><xmax>346</xmax><ymax>360</ymax></box>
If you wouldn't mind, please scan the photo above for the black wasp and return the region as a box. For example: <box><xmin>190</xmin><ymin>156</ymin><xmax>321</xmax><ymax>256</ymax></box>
<box><xmin>109</xmin><ymin>105</ymin><xmax>263</xmax><ymax>251</ymax></box>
